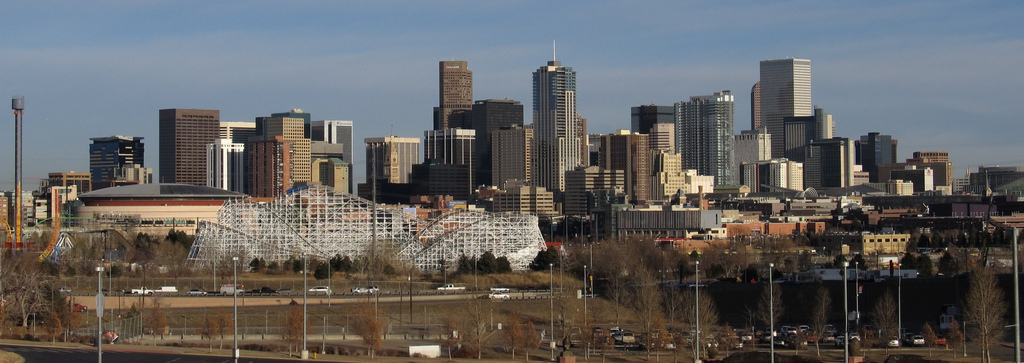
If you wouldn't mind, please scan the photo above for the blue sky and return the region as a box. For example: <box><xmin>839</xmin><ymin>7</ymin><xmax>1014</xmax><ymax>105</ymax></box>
<box><xmin>1</xmin><ymin>1</ymin><xmax>1022</xmax><ymax>189</ymax></box>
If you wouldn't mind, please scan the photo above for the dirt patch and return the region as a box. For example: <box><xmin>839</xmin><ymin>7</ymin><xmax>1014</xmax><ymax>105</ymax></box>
<box><xmin>883</xmin><ymin>355</ymin><xmax>951</xmax><ymax>363</ymax></box>
<box><xmin>721</xmin><ymin>351</ymin><xmax>824</xmax><ymax>363</ymax></box>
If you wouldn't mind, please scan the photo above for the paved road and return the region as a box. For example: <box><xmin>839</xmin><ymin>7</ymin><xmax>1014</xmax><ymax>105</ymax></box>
<box><xmin>0</xmin><ymin>344</ymin><xmax>296</xmax><ymax>363</ymax></box>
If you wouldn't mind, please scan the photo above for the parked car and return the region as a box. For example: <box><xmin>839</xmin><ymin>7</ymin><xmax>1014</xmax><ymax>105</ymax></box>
<box><xmin>308</xmin><ymin>286</ymin><xmax>332</xmax><ymax>294</ymax></box>
<box><xmin>72</xmin><ymin>303</ymin><xmax>87</xmax><ymax>312</ymax></box>
<box><xmin>59</xmin><ymin>287</ymin><xmax>73</xmax><ymax>294</ymax></box>
<box><xmin>489</xmin><ymin>286</ymin><xmax>511</xmax><ymax>293</ymax></box>
<box><xmin>886</xmin><ymin>337</ymin><xmax>901</xmax><ymax>347</ymax></box>
<box><xmin>488</xmin><ymin>292</ymin><xmax>510</xmax><ymax>300</ymax></box>
<box><xmin>935</xmin><ymin>335</ymin><xmax>947</xmax><ymax>346</ymax></box>
<box><xmin>186</xmin><ymin>289</ymin><xmax>208</xmax><ymax>296</ymax></box>
<box><xmin>251</xmin><ymin>287</ymin><xmax>277</xmax><ymax>294</ymax></box>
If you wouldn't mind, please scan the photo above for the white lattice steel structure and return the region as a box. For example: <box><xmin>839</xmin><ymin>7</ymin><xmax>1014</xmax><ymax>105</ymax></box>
<box><xmin>188</xmin><ymin>185</ymin><xmax>545</xmax><ymax>271</ymax></box>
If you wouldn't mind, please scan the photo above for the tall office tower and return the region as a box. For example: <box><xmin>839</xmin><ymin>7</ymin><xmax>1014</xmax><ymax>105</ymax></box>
<box><xmin>268</xmin><ymin>109</ymin><xmax>312</xmax><ymax>139</ymax></box>
<box><xmin>434</xmin><ymin>60</ymin><xmax>473</xmax><ymax>130</ymax></box>
<box><xmin>587</xmin><ymin>134</ymin><xmax>602</xmax><ymax>167</ymax></box>
<box><xmin>219</xmin><ymin>121</ymin><xmax>256</xmax><ymax>144</ymax></box>
<box><xmin>470</xmin><ymin>99</ymin><xmax>523</xmax><ymax>187</ymax></box>
<box><xmin>750</xmin><ymin>82</ymin><xmax>761</xmax><ymax>130</ymax></box>
<box><xmin>492</xmin><ymin>125</ymin><xmax>533</xmax><ymax>189</ymax></box>
<box><xmin>783</xmin><ymin>106</ymin><xmax>832</xmax><ymax>162</ymax></box>
<box><xmin>675</xmin><ymin>90</ymin><xmax>737</xmax><ymax>185</ymax></box>
<box><xmin>260</xmin><ymin>113</ymin><xmax>312</xmax><ymax>186</ymax></box>
<box><xmin>735</xmin><ymin>128</ymin><xmax>771</xmax><ymax>162</ymax></box>
<box><xmin>739</xmin><ymin>158</ymin><xmax>803</xmax><ymax>193</ymax></box>
<box><xmin>759</xmin><ymin>58</ymin><xmax>812</xmax><ymax>158</ymax></box>
<box><xmin>532</xmin><ymin>59</ymin><xmax>583</xmax><ymax>192</ymax></box>
<box><xmin>206</xmin><ymin>139</ymin><xmax>245</xmax><ymax>192</ymax></box>
<box><xmin>249</xmin><ymin>136</ymin><xmax>292</xmax><ymax>198</ymax></box>
<box><xmin>311</xmin><ymin>158</ymin><xmax>350</xmax><ymax>193</ymax></box>
<box><xmin>650</xmin><ymin>150</ymin><xmax>687</xmax><ymax>200</ymax></box>
<box><xmin>424</xmin><ymin>129</ymin><xmax>475</xmax><ymax>165</ymax></box>
<box><xmin>649</xmin><ymin>123</ymin><xmax>675</xmax><ymax>151</ymax></box>
<box><xmin>365</xmin><ymin>136</ymin><xmax>420</xmax><ymax>184</ymax></box>
<box><xmin>804</xmin><ymin>137</ymin><xmax>855</xmax><ymax>189</ymax></box>
<box><xmin>311</xmin><ymin>120</ymin><xmax>354</xmax><ymax>192</ymax></box>
<box><xmin>631</xmin><ymin>105</ymin><xmax>674</xmax><ymax>135</ymax></box>
<box><xmin>89</xmin><ymin>135</ymin><xmax>145</xmax><ymax>188</ymax></box>
<box><xmin>159</xmin><ymin>108</ymin><xmax>220</xmax><ymax>185</ymax></box>
<box><xmin>564</xmin><ymin>166</ymin><xmax>624</xmax><ymax>216</ymax></box>
<box><xmin>855</xmin><ymin>132</ymin><xmax>898</xmax><ymax>183</ymax></box>
<box><xmin>599</xmin><ymin>130</ymin><xmax>651</xmax><ymax>202</ymax></box>
<box><xmin>878</xmin><ymin>151</ymin><xmax>953</xmax><ymax>191</ymax></box>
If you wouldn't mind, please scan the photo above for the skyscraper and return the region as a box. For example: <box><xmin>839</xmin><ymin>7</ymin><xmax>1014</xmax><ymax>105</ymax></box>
<box><xmin>470</xmin><ymin>99</ymin><xmax>523</xmax><ymax>187</ymax></box>
<box><xmin>159</xmin><ymin>108</ymin><xmax>220</xmax><ymax>185</ymax></box>
<box><xmin>219</xmin><ymin>121</ymin><xmax>256</xmax><ymax>144</ymax></box>
<box><xmin>856</xmin><ymin>132</ymin><xmax>898</xmax><ymax>183</ymax></box>
<box><xmin>599</xmin><ymin>130</ymin><xmax>650</xmax><ymax>202</ymax></box>
<box><xmin>675</xmin><ymin>91</ymin><xmax>736</xmax><ymax>185</ymax></box>
<box><xmin>491</xmin><ymin>125</ymin><xmax>533</xmax><ymax>189</ymax></box>
<box><xmin>533</xmin><ymin>59</ymin><xmax>582</xmax><ymax>192</ymax></box>
<box><xmin>261</xmin><ymin>112</ymin><xmax>312</xmax><ymax>186</ymax></box>
<box><xmin>783</xmin><ymin>106</ymin><xmax>833</xmax><ymax>163</ymax></box>
<box><xmin>365</xmin><ymin>136</ymin><xmax>420</xmax><ymax>184</ymax></box>
<box><xmin>804</xmin><ymin>137</ymin><xmax>855</xmax><ymax>189</ymax></box>
<box><xmin>206</xmin><ymin>139</ymin><xmax>245</xmax><ymax>192</ymax></box>
<box><xmin>750</xmin><ymin>82</ymin><xmax>761</xmax><ymax>130</ymax></box>
<box><xmin>630</xmin><ymin>105</ymin><xmax>674</xmax><ymax>135</ymax></box>
<box><xmin>311</xmin><ymin>120</ymin><xmax>354</xmax><ymax>192</ymax></box>
<box><xmin>89</xmin><ymin>135</ymin><xmax>146</xmax><ymax>187</ymax></box>
<box><xmin>759</xmin><ymin>59</ymin><xmax>812</xmax><ymax>158</ymax></box>
<box><xmin>435</xmin><ymin>60</ymin><xmax>473</xmax><ymax>130</ymax></box>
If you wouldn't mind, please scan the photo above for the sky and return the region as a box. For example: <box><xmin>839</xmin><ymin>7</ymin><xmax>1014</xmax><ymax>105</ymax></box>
<box><xmin>1</xmin><ymin>1</ymin><xmax>1022</xmax><ymax>190</ymax></box>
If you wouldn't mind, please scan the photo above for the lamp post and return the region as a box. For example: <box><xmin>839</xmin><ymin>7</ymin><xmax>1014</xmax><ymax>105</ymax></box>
<box><xmin>181</xmin><ymin>314</ymin><xmax>187</xmax><ymax>340</ymax></box>
<box><xmin>855</xmin><ymin>262</ymin><xmax>860</xmax><ymax>328</ymax></box>
<box><xmin>898</xmin><ymin>261</ymin><xmax>902</xmax><ymax>339</ymax></box>
<box><xmin>769</xmin><ymin>262</ymin><xmax>774</xmax><ymax>363</ymax></box>
<box><xmin>96</xmin><ymin>266</ymin><xmax>104</xmax><ymax>363</ymax></box>
<box><xmin>583</xmin><ymin>264</ymin><xmax>588</xmax><ymax>360</ymax></box>
<box><xmin>695</xmin><ymin>260</ymin><xmax>701</xmax><ymax>363</ymax></box>
<box><xmin>302</xmin><ymin>255</ymin><xmax>309</xmax><ymax>359</ymax></box>
<box><xmin>549</xmin><ymin>262</ymin><xmax>554</xmax><ymax>361</ymax></box>
<box><xmin>232</xmin><ymin>256</ymin><xmax>239</xmax><ymax>363</ymax></box>
<box><xmin>843</xmin><ymin>261</ymin><xmax>849</xmax><ymax>363</ymax></box>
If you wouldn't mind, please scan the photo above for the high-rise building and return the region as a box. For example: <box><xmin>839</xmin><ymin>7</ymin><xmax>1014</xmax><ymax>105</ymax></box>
<box><xmin>650</xmin><ymin>150</ymin><xmax>686</xmax><ymax>200</ymax></box>
<box><xmin>532</xmin><ymin>59</ymin><xmax>583</xmax><ymax>192</ymax></box>
<box><xmin>878</xmin><ymin>151</ymin><xmax>953</xmax><ymax>191</ymax></box>
<box><xmin>311</xmin><ymin>158</ymin><xmax>350</xmax><ymax>194</ymax></box>
<box><xmin>750</xmin><ymin>82</ymin><xmax>761</xmax><ymax>130</ymax></box>
<box><xmin>269</xmin><ymin>109</ymin><xmax>312</xmax><ymax>139</ymax></box>
<box><xmin>564</xmin><ymin>166</ymin><xmax>624</xmax><ymax>216</ymax></box>
<box><xmin>424</xmin><ymin>129</ymin><xmax>475</xmax><ymax>166</ymax></box>
<box><xmin>630</xmin><ymin>105</ymin><xmax>674</xmax><ymax>135</ymax></box>
<box><xmin>89</xmin><ymin>136</ymin><xmax>145</xmax><ymax>187</ymax></box>
<box><xmin>599</xmin><ymin>130</ymin><xmax>650</xmax><ymax>202</ymax></box>
<box><xmin>783</xmin><ymin>106</ymin><xmax>833</xmax><ymax>162</ymax></box>
<box><xmin>219</xmin><ymin>121</ymin><xmax>256</xmax><ymax>144</ymax></box>
<box><xmin>470</xmin><ymin>99</ymin><xmax>523</xmax><ymax>187</ymax></box>
<box><xmin>206</xmin><ymin>139</ymin><xmax>245</xmax><ymax>192</ymax></box>
<box><xmin>311</xmin><ymin>120</ymin><xmax>354</xmax><ymax>192</ymax></box>
<box><xmin>491</xmin><ymin>125</ymin><xmax>533</xmax><ymax>189</ymax></box>
<box><xmin>365</xmin><ymin>136</ymin><xmax>420</xmax><ymax>184</ymax></box>
<box><xmin>675</xmin><ymin>91</ymin><xmax>736</xmax><ymax>185</ymax></box>
<box><xmin>159</xmin><ymin>108</ymin><xmax>220</xmax><ymax>185</ymax></box>
<box><xmin>435</xmin><ymin>60</ymin><xmax>473</xmax><ymax>130</ymax></box>
<box><xmin>260</xmin><ymin>113</ymin><xmax>312</xmax><ymax>186</ymax></box>
<box><xmin>804</xmin><ymin>137</ymin><xmax>855</xmax><ymax>189</ymax></box>
<box><xmin>492</xmin><ymin>186</ymin><xmax>557</xmax><ymax>216</ymax></box>
<box><xmin>759</xmin><ymin>59</ymin><xmax>812</xmax><ymax>158</ymax></box>
<box><xmin>740</xmin><ymin>158</ymin><xmax>804</xmax><ymax>193</ymax></box>
<box><xmin>856</xmin><ymin>132</ymin><xmax>898</xmax><ymax>183</ymax></box>
<box><xmin>47</xmin><ymin>172</ymin><xmax>92</xmax><ymax>194</ymax></box>
<box><xmin>249</xmin><ymin>136</ymin><xmax>291</xmax><ymax>198</ymax></box>
<box><xmin>649</xmin><ymin>123</ymin><xmax>675</xmax><ymax>152</ymax></box>
<box><xmin>734</xmin><ymin>128</ymin><xmax>771</xmax><ymax>163</ymax></box>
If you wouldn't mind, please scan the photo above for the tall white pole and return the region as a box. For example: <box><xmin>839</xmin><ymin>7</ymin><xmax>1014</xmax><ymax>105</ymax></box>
<box><xmin>302</xmin><ymin>255</ymin><xmax>309</xmax><ymax>359</ymax></box>
<box><xmin>695</xmin><ymin>260</ymin><xmax>701</xmax><ymax>362</ymax></box>
<box><xmin>583</xmin><ymin>264</ymin><xmax>588</xmax><ymax>360</ymax></box>
<box><xmin>1014</xmin><ymin>227</ymin><xmax>1020</xmax><ymax>363</ymax></box>
<box><xmin>769</xmin><ymin>262</ymin><xmax>774</xmax><ymax>363</ymax></box>
<box><xmin>97</xmin><ymin>266</ymin><xmax>104</xmax><ymax>363</ymax></box>
<box><xmin>232</xmin><ymin>256</ymin><xmax>239</xmax><ymax>363</ymax></box>
<box><xmin>843</xmin><ymin>261</ymin><xmax>849</xmax><ymax>363</ymax></box>
<box><xmin>549</xmin><ymin>263</ymin><xmax>554</xmax><ymax>361</ymax></box>
<box><xmin>898</xmin><ymin>261</ymin><xmax>902</xmax><ymax>339</ymax></box>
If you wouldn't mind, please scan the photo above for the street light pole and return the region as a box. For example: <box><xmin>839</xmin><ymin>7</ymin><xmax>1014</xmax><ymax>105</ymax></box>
<box><xmin>232</xmin><ymin>256</ymin><xmax>239</xmax><ymax>363</ymax></box>
<box><xmin>549</xmin><ymin>263</ymin><xmax>554</xmax><ymax>361</ymax></box>
<box><xmin>769</xmin><ymin>262</ymin><xmax>774</xmax><ymax>363</ymax></box>
<box><xmin>302</xmin><ymin>255</ymin><xmax>309</xmax><ymax>359</ymax></box>
<box><xmin>96</xmin><ymin>266</ymin><xmax>104</xmax><ymax>363</ymax></box>
<box><xmin>843</xmin><ymin>261</ymin><xmax>849</xmax><ymax>363</ymax></box>
<box><xmin>898</xmin><ymin>261</ymin><xmax>902</xmax><ymax>339</ymax></box>
<box><xmin>583</xmin><ymin>264</ymin><xmax>588</xmax><ymax>360</ymax></box>
<box><xmin>855</xmin><ymin>262</ymin><xmax>860</xmax><ymax>328</ymax></box>
<box><xmin>696</xmin><ymin>260</ymin><xmax>701</xmax><ymax>363</ymax></box>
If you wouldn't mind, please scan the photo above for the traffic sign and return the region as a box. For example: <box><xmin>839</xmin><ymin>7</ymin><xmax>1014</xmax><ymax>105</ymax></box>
<box><xmin>95</xmin><ymin>293</ymin><xmax>104</xmax><ymax>318</ymax></box>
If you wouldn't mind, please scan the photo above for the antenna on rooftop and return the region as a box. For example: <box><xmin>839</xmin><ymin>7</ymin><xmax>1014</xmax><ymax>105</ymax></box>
<box><xmin>553</xmin><ymin>40</ymin><xmax>556</xmax><ymax>61</ymax></box>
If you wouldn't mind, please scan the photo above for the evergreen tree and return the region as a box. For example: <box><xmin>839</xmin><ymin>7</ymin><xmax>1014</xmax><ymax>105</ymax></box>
<box><xmin>495</xmin><ymin>257</ymin><xmax>512</xmax><ymax>273</ymax></box>
<box><xmin>916</xmin><ymin>254</ymin><xmax>935</xmax><ymax>277</ymax></box>
<box><xmin>314</xmin><ymin>261</ymin><xmax>331</xmax><ymax>280</ymax></box>
<box><xmin>938</xmin><ymin>252</ymin><xmax>958</xmax><ymax>276</ymax></box>
<box><xmin>457</xmin><ymin>254</ymin><xmax>475</xmax><ymax>275</ymax></box>
<box><xmin>478</xmin><ymin>252</ymin><xmax>497</xmax><ymax>274</ymax></box>
<box><xmin>528</xmin><ymin>248</ymin><xmax>559</xmax><ymax>271</ymax></box>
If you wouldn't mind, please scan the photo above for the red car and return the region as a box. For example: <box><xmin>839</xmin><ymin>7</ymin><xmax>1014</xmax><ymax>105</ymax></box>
<box><xmin>935</xmin><ymin>336</ymin><xmax>947</xmax><ymax>346</ymax></box>
<box><xmin>72</xmin><ymin>303</ymin><xmax>87</xmax><ymax>312</ymax></box>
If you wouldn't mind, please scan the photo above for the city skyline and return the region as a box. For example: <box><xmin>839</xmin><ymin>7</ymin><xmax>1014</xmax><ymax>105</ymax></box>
<box><xmin>2</xmin><ymin>1</ymin><xmax>1023</xmax><ymax>189</ymax></box>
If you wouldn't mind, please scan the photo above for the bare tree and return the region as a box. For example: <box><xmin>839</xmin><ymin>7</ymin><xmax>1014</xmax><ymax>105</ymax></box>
<box><xmin>920</xmin><ymin>322</ymin><xmax>937</xmax><ymax>357</ymax></box>
<box><xmin>457</xmin><ymin>299</ymin><xmax>489</xmax><ymax>359</ymax></box>
<box><xmin>441</xmin><ymin>312</ymin><xmax>461</xmax><ymax>359</ymax></box>
<box><xmin>757</xmin><ymin>282</ymin><xmax>783</xmax><ymax>337</ymax></box>
<box><xmin>810</xmin><ymin>286</ymin><xmax>831</xmax><ymax>355</ymax></box>
<box><xmin>201</xmin><ymin>311</ymin><xmax>220</xmax><ymax>351</ymax></box>
<box><xmin>282</xmin><ymin>305</ymin><xmax>305</xmax><ymax>354</ymax></box>
<box><xmin>965</xmin><ymin>268</ymin><xmax>1007</xmax><ymax>363</ymax></box>
<box><xmin>502</xmin><ymin>313</ymin><xmax>525</xmax><ymax>360</ymax></box>
<box><xmin>946</xmin><ymin>317</ymin><xmax>963</xmax><ymax>358</ymax></box>
<box><xmin>350</xmin><ymin>301</ymin><xmax>382</xmax><ymax>358</ymax></box>
<box><xmin>144</xmin><ymin>297</ymin><xmax>168</xmax><ymax>338</ymax></box>
<box><xmin>215</xmin><ymin>308</ymin><xmax>232</xmax><ymax>349</ymax></box>
<box><xmin>626</xmin><ymin>272</ymin><xmax>663</xmax><ymax>358</ymax></box>
<box><xmin>871</xmin><ymin>290</ymin><xmax>898</xmax><ymax>353</ymax></box>
<box><xmin>678</xmin><ymin>289</ymin><xmax>720</xmax><ymax>359</ymax></box>
<box><xmin>523</xmin><ymin>319</ymin><xmax>540</xmax><ymax>361</ymax></box>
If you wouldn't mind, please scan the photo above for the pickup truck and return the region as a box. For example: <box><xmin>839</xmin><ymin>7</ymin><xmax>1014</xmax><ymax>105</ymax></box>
<box><xmin>130</xmin><ymin>287</ymin><xmax>154</xmax><ymax>295</ymax></box>
<box><xmin>154</xmin><ymin>286</ymin><xmax>178</xmax><ymax>293</ymax></box>
<box><xmin>437</xmin><ymin>284</ymin><xmax>466</xmax><ymax>291</ymax></box>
